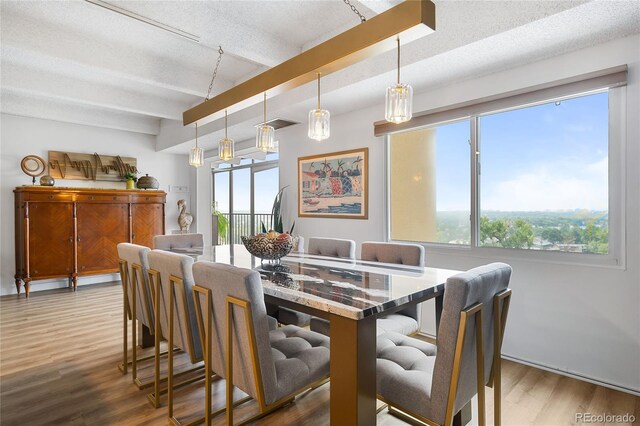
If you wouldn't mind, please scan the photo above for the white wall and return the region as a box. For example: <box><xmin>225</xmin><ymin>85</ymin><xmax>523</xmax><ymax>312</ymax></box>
<box><xmin>277</xmin><ymin>35</ymin><xmax>640</xmax><ymax>393</ymax></box>
<box><xmin>0</xmin><ymin>114</ymin><xmax>192</xmax><ymax>295</ymax></box>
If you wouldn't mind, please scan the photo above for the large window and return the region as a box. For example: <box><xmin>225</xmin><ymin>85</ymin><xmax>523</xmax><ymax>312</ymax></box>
<box><xmin>479</xmin><ymin>92</ymin><xmax>609</xmax><ymax>254</ymax></box>
<box><xmin>389</xmin><ymin>120</ymin><xmax>470</xmax><ymax>245</ymax></box>
<box><xmin>388</xmin><ymin>89</ymin><xmax>618</xmax><ymax>258</ymax></box>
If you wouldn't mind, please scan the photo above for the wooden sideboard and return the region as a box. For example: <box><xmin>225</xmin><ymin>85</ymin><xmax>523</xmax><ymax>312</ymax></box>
<box><xmin>14</xmin><ymin>186</ymin><xmax>166</xmax><ymax>297</ymax></box>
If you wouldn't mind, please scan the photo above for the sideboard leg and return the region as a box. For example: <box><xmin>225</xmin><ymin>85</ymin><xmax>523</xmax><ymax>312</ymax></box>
<box><xmin>68</xmin><ymin>276</ymin><xmax>73</xmax><ymax>289</ymax></box>
<box><xmin>24</xmin><ymin>280</ymin><xmax>31</xmax><ymax>298</ymax></box>
<box><xmin>72</xmin><ymin>276</ymin><xmax>78</xmax><ymax>292</ymax></box>
<box><xmin>15</xmin><ymin>278</ymin><xmax>21</xmax><ymax>295</ymax></box>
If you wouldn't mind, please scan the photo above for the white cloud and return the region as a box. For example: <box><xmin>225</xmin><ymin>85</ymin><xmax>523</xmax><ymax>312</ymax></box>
<box><xmin>482</xmin><ymin>157</ymin><xmax>608</xmax><ymax>211</ymax></box>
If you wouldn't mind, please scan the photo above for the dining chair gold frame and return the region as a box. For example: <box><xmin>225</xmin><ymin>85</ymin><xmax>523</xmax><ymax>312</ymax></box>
<box><xmin>118</xmin><ymin>259</ymin><xmax>174</xmax><ymax>390</ymax></box>
<box><xmin>146</xmin><ymin>270</ymin><xmax>206</xmax><ymax>409</ymax></box>
<box><xmin>380</xmin><ymin>288</ymin><xmax>512</xmax><ymax>426</ymax></box>
<box><xmin>192</xmin><ymin>285</ymin><xmax>328</xmax><ymax>426</ymax></box>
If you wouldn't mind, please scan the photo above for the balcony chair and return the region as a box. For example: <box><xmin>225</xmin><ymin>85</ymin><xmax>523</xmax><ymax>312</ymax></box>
<box><xmin>376</xmin><ymin>263</ymin><xmax>512</xmax><ymax>426</ymax></box>
<box><xmin>310</xmin><ymin>241</ymin><xmax>424</xmax><ymax>337</ymax></box>
<box><xmin>192</xmin><ymin>261</ymin><xmax>331</xmax><ymax>425</ymax></box>
<box><xmin>153</xmin><ymin>233</ymin><xmax>204</xmax><ymax>250</ymax></box>
<box><xmin>117</xmin><ymin>243</ymin><xmax>162</xmax><ymax>389</ymax></box>
<box><xmin>273</xmin><ymin>237</ymin><xmax>356</xmax><ymax>327</ymax></box>
<box><xmin>146</xmin><ymin>250</ymin><xmax>206</xmax><ymax>410</ymax></box>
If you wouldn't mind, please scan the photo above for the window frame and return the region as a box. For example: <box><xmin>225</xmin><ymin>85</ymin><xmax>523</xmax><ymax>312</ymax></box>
<box><xmin>385</xmin><ymin>86</ymin><xmax>626</xmax><ymax>269</ymax></box>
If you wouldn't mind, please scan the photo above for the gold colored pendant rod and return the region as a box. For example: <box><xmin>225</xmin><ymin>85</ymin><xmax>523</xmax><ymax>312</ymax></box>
<box><xmin>183</xmin><ymin>0</ymin><xmax>435</xmax><ymax>126</ymax></box>
<box><xmin>397</xmin><ymin>36</ymin><xmax>401</xmax><ymax>85</ymax></box>
<box><xmin>224</xmin><ymin>109</ymin><xmax>228</xmax><ymax>139</ymax></box>
<box><xmin>317</xmin><ymin>73</ymin><xmax>321</xmax><ymax>110</ymax></box>
<box><xmin>195</xmin><ymin>122</ymin><xmax>198</xmax><ymax>148</ymax></box>
<box><xmin>263</xmin><ymin>92</ymin><xmax>267</xmax><ymax>124</ymax></box>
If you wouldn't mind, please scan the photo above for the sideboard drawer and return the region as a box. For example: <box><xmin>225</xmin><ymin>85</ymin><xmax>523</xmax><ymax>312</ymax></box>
<box><xmin>134</xmin><ymin>195</ymin><xmax>164</xmax><ymax>203</ymax></box>
<box><xmin>27</xmin><ymin>192</ymin><xmax>74</xmax><ymax>202</ymax></box>
<box><xmin>77</xmin><ymin>194</ymin><xmax>129</xmax><ymax>203</ymax></box>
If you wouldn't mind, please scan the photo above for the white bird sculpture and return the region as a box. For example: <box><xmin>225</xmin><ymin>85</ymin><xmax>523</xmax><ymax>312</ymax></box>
<box><xmin>177</xmin><ymin>199</ymin><xmax>193</xmax><ymax>232</ymax></box>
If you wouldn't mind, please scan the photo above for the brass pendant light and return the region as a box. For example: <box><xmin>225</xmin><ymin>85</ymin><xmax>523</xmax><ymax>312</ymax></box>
<box><xmin>385</xmin><ymin>36</ymin><xmax>413</xmax><ymax>123</ymax></box>
<box><xmin>188</xmin><ymin>122</ymin><xmax>204</xmax><ymax>167</ymax></box>
<box><xmin>256</xmin><ymin>92</ymin><xmax>276</xmax><ymax>152</ymax></box>
<box><xmin>308</xmin><ymin>73</ymin><xmax>330</xmax><ymax>141</ymax></box>
<box><xmin>218</xmin><ymin>109</ymin><xmax>234</xmax><ymax>161</ymax></box>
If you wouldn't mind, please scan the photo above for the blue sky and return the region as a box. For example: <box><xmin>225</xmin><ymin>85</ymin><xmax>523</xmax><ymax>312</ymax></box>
<box><xmin>435</xmin><ymin>91</ymin><xmax>609</xmax><ymax>212</ymax></box>
<box><xmin>214</xmin><ymin>165</ymin><xmax>279</xmax><ymax>214</ymax></box>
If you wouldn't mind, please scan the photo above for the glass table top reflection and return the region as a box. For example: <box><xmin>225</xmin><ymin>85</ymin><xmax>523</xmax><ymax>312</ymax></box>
<box><xmin>166</xmin><ymin>244</ymin><xmax>461</xmax><ymax>320</ymax></box>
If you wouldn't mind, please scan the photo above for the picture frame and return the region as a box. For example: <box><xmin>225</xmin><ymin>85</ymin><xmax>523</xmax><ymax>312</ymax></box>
<box><xmin>298</xmin><ymin>148</ymin><xmax>368</xmax><ymax>219</ymax></box>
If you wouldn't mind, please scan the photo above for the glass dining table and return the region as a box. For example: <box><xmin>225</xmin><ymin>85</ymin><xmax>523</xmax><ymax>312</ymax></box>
<box><xmin>167</xmin><ymin>244</ymin><xmax>466</xmax><ymax>426</ymax></box>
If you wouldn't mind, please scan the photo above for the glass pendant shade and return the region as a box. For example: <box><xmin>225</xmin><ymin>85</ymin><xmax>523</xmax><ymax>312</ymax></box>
<box><xmin>218</xmin><ymin>137</ymin><xmax>234</xmax><ymax>161</ymax></box>
<box><xmin>308</xmin><ymin>109</ymin><xmax>330</xmax><ymax>141</ymax></box>
<box><xmin>189</xmin><ymin>146</ymin><xmax>204</xmax><ymax>167</ymax></box>
<box><xmin>256</xmin><ymin>124</ymin><xmax>276</xmax><ymax>152</ymax></box>
<box><xmin>385</xmin><ymin>83</ymin><xmax>413</xmax><ymax>123</ymax></box>
<box><xmin>189</xmin><ymin>122</ymin><xmax>204</xmax><ymax>167</ymax></box>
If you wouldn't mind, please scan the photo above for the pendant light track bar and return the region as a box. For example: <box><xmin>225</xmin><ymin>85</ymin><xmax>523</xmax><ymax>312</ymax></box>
<box><xmin>183</xmin><ymin>0</ymin><xmax>435</xmax><ymax>126</ymax></box>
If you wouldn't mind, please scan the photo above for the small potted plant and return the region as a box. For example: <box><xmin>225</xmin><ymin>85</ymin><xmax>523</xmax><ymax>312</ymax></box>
<box><xmin>124</xmin><ymin>172</ymin><xmax>137</xmax><ymax>190</ymax></box>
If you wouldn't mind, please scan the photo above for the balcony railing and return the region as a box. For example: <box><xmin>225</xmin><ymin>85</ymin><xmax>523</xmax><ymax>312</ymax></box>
<box><xmin>213</xmin><ymin>213</ymin><xmax>274</xmax><ymax>245</ymax></box>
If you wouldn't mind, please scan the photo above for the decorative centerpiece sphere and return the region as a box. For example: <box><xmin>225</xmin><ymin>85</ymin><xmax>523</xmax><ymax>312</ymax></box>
<box><xmin>137</xmin><ymin>174</ymin><xmax>159</xmax><ymax>190</ymax></box>
<box><xmin>241</xmin><ymin>231</ymin><xmax>295</xmax><ymax>261</ymax></box>
<box><xmin>39</xmin><ymin>175</ymin><xmax>55</xmax><ymax>186</ymax></box>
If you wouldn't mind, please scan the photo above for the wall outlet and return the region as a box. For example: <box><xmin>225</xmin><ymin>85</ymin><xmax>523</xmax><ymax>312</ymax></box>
<box><xmin>169</xmin><ymin>185</ymin><xmax>189</xmax><ymax>193</ymax></box>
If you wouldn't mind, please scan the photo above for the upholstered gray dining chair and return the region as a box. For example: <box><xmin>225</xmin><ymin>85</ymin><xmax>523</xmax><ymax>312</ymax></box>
<box><xmin>153</xmin><ymin>233</ymin><xmax>204</xmax><ymax>250</ymax></box>
<box><xmin>276</xmin><ymin>237</ymin><xmax>356</xmax><ymax>327</ymax></box>
<box><xmin>192</xmin><ymin>261</ymin><xmax>331</xmax><ymax>425</ymax></box>
<box><xmin>376</xmin><ymin>263</ymin><xmax>512</xmax><ymax>426</ymax></box>
<box><xmin>117</xmin><ymin>243</ymin><xmax>156</xmax><ymax>388</ymax></box>
<box><xmin>310</xmin><ymin>241</ymin><xmax>425</xmax><ymax>337</ymax></box>
<box><xmin>147</xmin><ymin>250</ymin><xmax>204</xmax><ymax>411</ymax></box>
<box><xmin>308</xmin><ymin>236</ymin><xmax>356</xmax><ymax>259</ymax></box>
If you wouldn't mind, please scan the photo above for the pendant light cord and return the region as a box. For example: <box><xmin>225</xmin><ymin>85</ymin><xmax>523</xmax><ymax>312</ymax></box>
<box><xmin>397</xmin><ymin>36</ymin><xmax>400</xmax><ymax>85</ymax></box>
<box><xmin>224</xmin><ymin>109</ymin><xmax>228</xmax><ymax>139</ymax></box>
<box><xmin>195</xmin><ymin>122</ymin><xmax>198</xmax><ymax>148</ymax></box>
<box><xmin>263</xmin><ymin>92</ymin><xmax>267</xmax><ymax>125</ymax></box>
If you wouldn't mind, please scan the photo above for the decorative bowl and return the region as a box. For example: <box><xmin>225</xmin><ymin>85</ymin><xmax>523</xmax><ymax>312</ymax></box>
<box><xmin>241</xmin><ymin>232</ymin><xmax>295</xmax><ymax>261</ymax></box>
<box><xmin>137</xmin><ymin>174</ymin><xmax>159</xmax><ymax>190</ymax></box>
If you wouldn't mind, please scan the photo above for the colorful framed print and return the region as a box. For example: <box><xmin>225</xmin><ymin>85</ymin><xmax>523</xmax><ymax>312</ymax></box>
<box><xmin>298</xmin><ymin>148</ymin><xmax>368</xmax><ymax>219</ymax></box>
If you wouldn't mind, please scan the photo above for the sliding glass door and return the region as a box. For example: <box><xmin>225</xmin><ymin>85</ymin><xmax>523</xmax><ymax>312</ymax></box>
<box><xmin>212</xmin><ymin>159</ymin><xmax>279</xmax><ymax>245</ymax></box>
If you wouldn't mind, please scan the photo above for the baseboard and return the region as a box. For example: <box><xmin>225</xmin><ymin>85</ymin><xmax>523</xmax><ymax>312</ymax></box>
<box><xmin>501</xmin><ymin>354</ymin><xmax>640</xmax><ymax>397</ymax></box>
<box><xmin>416</xmin><ymin>331</ymin><xmax>640</xmax><ymax>396</ymax></box>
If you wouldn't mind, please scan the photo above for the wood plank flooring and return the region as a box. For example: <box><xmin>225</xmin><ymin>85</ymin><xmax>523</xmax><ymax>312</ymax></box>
<box><xmin>1</xmin><ymin>283</ymin><xmax>638</xmax><ymax>425</ymax></box>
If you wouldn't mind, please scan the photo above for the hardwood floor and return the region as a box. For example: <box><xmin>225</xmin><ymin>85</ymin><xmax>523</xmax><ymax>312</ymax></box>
<box><xmin>1</xmin><ymin>283</ymin><xmax>638</xmax><ymax>425</ymax></box>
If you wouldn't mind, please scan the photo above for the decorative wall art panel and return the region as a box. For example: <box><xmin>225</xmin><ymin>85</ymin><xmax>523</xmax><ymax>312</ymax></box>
<box><xmin>48</xmin><ymin>151</ymin><xmax>138</xmax><ymax>182</ymax></box>
<box><xmin>298</xmin><ymin>148</ymin><xmax>368</xmax><ymax>219</ymax></box>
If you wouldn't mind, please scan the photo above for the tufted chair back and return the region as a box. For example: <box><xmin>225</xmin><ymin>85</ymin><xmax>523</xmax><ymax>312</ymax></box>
<box><xmin>361</xmin><ymin>241</ymin><xmax>425</xmax><ymax>266</ymax></box>
<box><xmin>308</xmin><ymin>237</ymin><xmax>355</xmax><ymax>259</ymax></box>
<box><xmin>430</xmin><ymin>263</ymin><xmax>512</xmax><ymax>424</ymax></box>
<box><xmin>153</xmin><ymin>233</ymin><xmax>204</xmax><ymax>250</ymax></box>
<box><xmin>361</xmin><ymin>241</ymin><xmax>424</xmax><ymax>322</ymax></box>
<box><xmin>147</xmin><ymin>250</ymin><xmax>203</xmax><ymax>363</ymax></box>
<box><xmin>192</xmin><ymin>261</ymin><xmax>277</xmax><ymax>404</ymax></box>
<box><xmin>117</xmin><ymin>243</ymin><xmax>153</xmax><ymax>328</ymax></box>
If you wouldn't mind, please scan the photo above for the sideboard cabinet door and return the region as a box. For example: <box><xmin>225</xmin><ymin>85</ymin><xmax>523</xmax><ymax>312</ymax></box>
<box><xmin>77</xmin><ymin>203</ymin><xmax>129</xmax><ymax>274</ymax></box>
<box><xmin>131</xmin><ymin>203</ymin><xmax>163</xmax><ymax>248</ymax></box>
<box><xmin>28</xmin><ymin>203</ymin><xmax>74</xmax><ymax>278</ymax></box>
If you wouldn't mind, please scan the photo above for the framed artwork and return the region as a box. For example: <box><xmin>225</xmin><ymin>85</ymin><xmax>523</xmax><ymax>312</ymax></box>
<box><xmin>298</xmin><ymin>148</ymin><xmax>368</xmax><ymax>219</ymax></box>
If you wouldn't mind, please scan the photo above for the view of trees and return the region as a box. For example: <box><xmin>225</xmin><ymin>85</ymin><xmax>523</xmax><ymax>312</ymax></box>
<box><xmin>434</xmin><ymin>210</ymin><xmax>609</xmax><ymax>254</ymax></box>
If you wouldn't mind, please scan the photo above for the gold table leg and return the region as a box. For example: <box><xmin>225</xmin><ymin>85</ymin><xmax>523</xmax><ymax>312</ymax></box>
<box><xmin>329</xmin><ymin>314</ymin><xmax>377</xmax><ymax>426</ymax></box>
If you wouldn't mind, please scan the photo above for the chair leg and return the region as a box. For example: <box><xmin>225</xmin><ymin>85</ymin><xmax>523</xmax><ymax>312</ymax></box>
<box><xmin>475</xmin><ymin>309</ymin><xmax>486</xmax><ymax>426</ymax></box>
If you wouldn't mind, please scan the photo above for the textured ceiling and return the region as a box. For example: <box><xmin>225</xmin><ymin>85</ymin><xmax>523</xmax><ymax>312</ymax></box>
<box><xmin>1</xmin><ymin>0</ymin><xmax>639</xmax><ymax>154</ymax></box>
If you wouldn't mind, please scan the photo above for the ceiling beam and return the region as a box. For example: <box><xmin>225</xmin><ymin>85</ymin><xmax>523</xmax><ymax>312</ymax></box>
<box><xmin>1</xmin><ymin>13</ymin><xmax>235</xmax><ymax>98</ymax></box>
<box><xmin>2</xmin><ymin>63</ymin><xmax>185</xmax><ymax>120</ymax></box>
<box><xmin>183</xmin><ymin>0</ymin><xmax>436</xmax><ymax>126</ymax></box>
<box><xmin>1</xmin><ymin>91</ymin><xmax>160</xmax><ymax>135</ymax></box>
